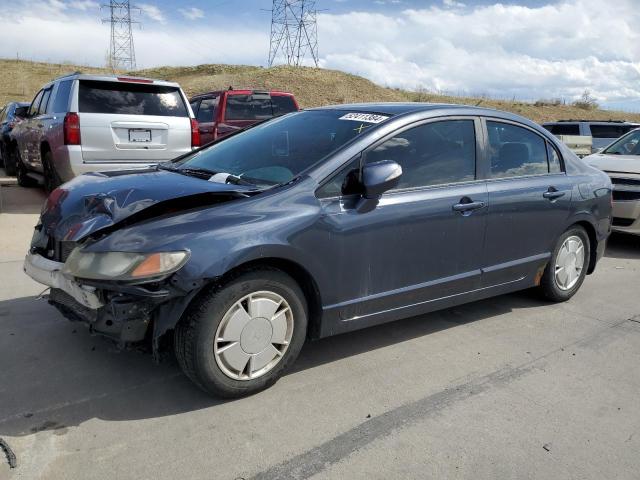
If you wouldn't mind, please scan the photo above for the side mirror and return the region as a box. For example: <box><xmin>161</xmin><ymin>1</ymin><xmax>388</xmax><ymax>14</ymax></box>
<box><xmin>362</xmin><ymin>160</ymin><xmax>402</xmax><ymax>198</ymax></box>
<box><xmin>357</xmin><ymin>160</ymin><xmax>402</xmax><ymax>212</ymax></box>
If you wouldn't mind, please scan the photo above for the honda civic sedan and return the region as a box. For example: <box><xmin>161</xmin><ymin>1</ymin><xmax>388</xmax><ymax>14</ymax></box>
<box><xmin>24</xmin><ymin>103</ymin><xmax>612</xmax><ymax>397</ymax></box>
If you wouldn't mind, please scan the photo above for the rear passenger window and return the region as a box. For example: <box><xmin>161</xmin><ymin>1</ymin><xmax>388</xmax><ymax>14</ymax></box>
<box><xmin>589</xmin><ymin>125</ymin><xmax>628</xmax><ymax>138</ymax></box>
<box><xmin>487</xmin><ymin>121</ymin><xmax>548</xmax><ymax>178</ymax></box>
<box><xmin>547</xmin><ymin>143</ymin><xmax>562</xmax><ymax>173</ymax></box>
<box><xmin>190</xmin><ymin>100</ymin><xmax>200</xmax><ymax>116</ymax></box>
<box><xmin>51</xmin><ymin>80</ymin><xmax>72</xmax><ymax>113</ymax></box>
<box><xmin>545</xmin><ymin>124</ymin><xmax>580</xmax><ymax>136</ymax></box>
<box><xmin>365</xmin><ymin>120</ymin><xmax>476</xmax><ymax>190</ymax></box>
<box><xmin>196</xmin><ymin>97</ymin><xmax>218</xmax><ymax>123</ymax></box>
<box><xmin>38</xmin><ymin>88</ymin><xmax>52</xmax><ymax>115</ymax></box>
<box><xmin>28</xmin><ymin>90</ymin><xmax>43</xmax><ymax>117</ymax></box>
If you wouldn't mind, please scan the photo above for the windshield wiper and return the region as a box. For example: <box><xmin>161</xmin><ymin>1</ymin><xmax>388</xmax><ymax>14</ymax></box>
<box><xmin>158</xmin><ymin>164</ymin><xmax>256</xmax><ymax>186</ymax></box>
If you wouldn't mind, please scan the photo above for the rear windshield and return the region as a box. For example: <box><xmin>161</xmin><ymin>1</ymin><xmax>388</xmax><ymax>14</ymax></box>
<box><xmin>78</xmin><ymin>80</ymin><xmax>188</xmax><ymax>117</ymax></box>
<box><xmin>224</xmin><ymin>94</ymin><xmax>297</xmax><ymax>121</ymax></box>
<box><xmin>589</xmin><ymin>124</ymin><xmax>634</xmax><ymax>139</ymax></box>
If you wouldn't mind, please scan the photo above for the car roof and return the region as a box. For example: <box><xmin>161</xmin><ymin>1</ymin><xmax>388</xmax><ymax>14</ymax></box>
<box><xmin>308</xmin><ymin>102</ymin><xmax>534</xmax><ymax>122</ymax></box>
<box><xmin>47</xmin><ymin>73</ymin><xmax>180</xmax><ymax>88</ymax></box>
<box><xmin>191</xmin><ymin>89</ymin><xmax>294</xmax><ymax>99</ymax></box>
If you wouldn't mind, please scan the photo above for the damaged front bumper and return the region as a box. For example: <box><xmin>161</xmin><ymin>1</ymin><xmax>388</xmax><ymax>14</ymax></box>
<box><xmin>23</xmin><ymin>252</ymin><xmax>169</xmax><ymax>345</ymax></box>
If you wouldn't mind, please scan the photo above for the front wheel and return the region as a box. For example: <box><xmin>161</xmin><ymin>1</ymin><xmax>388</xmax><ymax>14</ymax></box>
<box><xmin>539</xmin><ymin>226</ymin><xmax>590</xmax><ymax>302</ymax></box>
<box><xmin>174</xmin><ymin>268</ymin><xmax>308</xmax><ymax>398</ymax></box>
<box><xmin>15</xmin><ymin>150</ymin><xmax>36</xmax><ymax>187</ymax></box>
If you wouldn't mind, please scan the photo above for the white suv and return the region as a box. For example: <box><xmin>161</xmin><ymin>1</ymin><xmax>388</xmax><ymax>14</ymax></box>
<box><xmin>9</xmin><ymin>73</ymin><xmax>199</xmax><ymax>191</ymax></box>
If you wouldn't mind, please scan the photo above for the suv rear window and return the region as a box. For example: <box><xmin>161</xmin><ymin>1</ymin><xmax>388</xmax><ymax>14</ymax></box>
<box><xmin>78</xmin><ymin>80</ymin><xmax>188</xmax><ymax>117</ymax></box>
<box><xmin>224</xmin><ymin>94</ymin><xmax>297</xmax><ymax>121</ymax></box>
<box><xmin>589</xmin><ymin>124</ymin><xmax>634</xmax><ymax>138</ymax></box>
<box><xmin>544</xmin><ymin>124</ymin><xmax>580</xmax><ymax>136</ymax></box>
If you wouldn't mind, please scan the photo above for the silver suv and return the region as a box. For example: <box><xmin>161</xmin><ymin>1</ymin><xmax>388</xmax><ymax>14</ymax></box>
<box><xmin>542</xmin><ymin>120</ymin><xmax>640</xmax><ymax>154</ymax></box>
<box><xmin>10</xmin><ymin>73</ymin><xmax>198</xmax><ymax>191</ymax></box>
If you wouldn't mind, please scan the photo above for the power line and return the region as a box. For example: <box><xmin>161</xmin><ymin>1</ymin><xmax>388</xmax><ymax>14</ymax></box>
<box><xmin>268</xmin><ymin>0</ymin><xmax>319</xmax><ymax>67</ymax></box>
<box><xmin>102</xmin><ymin>1</ymin><xmax>140</xmax><ymax>71</ymax></box>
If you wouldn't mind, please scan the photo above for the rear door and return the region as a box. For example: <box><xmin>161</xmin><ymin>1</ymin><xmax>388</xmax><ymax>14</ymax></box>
<box><xmin>22</xmin><ymin>89</ymin><xmax>44</xmax><ymax>164</ymax></box>
<box><xmin>76</xmin><ymin>79</ymin><xmax>192</xmax><ymax>163</ymax></box>
<box><xmin>481</xmin><ymin>119</ymin><xmax>572</xmax><ymax>287</ymax></box>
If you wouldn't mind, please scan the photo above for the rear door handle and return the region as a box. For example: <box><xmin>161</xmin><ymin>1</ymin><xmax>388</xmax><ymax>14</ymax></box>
<box><xmin>543</xmin><ymin>187</ymin><xmax>565</xmax><ymax>200</ymax></box>
<box><xmin>453</xmin><ymin>201</ymin><xmax>485</xmax><ymax>212</ymax></box>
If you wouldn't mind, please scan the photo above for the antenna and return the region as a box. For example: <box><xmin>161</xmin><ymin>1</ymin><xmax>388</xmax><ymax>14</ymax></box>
<box><xmin>268</xmin><ymin>0</ymin><xmax>319</xmax><ymax>67</ymax></box>
<box><xmin>102</xmin><ymin>1</ymin><xmax>140</xmax><ymax>71</ymax></box>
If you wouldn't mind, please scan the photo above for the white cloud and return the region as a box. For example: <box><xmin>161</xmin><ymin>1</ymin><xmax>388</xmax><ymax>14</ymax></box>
<box><xmin>138</xmin><ymin>3</ymin><xmax>165</xmax><ymax>24</ymax></box>
<box><xmin>178</xmin><ymin>7</ymin><xmax>204</xmax><ymax>21</ymax></box>
<box><xmin>316</xmin><ymin>0</ymin><xmax>640</xmax><ymax>107</ymax></box>
<box><xmin>443</xmin><ymin>0</ymin><xmax>466</xmax><ymax>8</ymax></box>
<box><xmin>1</xmin><ymin>0</ymin><xmax>640</xmax><ymax>109</ymax></box>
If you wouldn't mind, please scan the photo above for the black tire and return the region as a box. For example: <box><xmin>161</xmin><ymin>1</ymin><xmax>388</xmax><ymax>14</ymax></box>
<box><xmin>174</xmin><ymin>268</ymin><xmax>308</xmax><ymax>398</ymax></box>
<box><xmin>539</xmin><ymin>225</ymin><xmax>590</xmax><ymax>302</ymax></box>
<box><xmin>15</xmin><ymin>150</ymin><xmax>36</xmax><ymax>187</ymax></box>
<box><xmin>42</xmin><ymin>150</ymin><xmax>62</xmax><ymax>193</ymax></box>
<box><xmin>3</xmin><ymin>144</ymin><xmax>17</xmax><ymax>176</ymax></box>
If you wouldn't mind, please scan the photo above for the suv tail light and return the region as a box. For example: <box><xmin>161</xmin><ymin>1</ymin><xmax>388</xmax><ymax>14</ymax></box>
<box><xmin>64</xmin><ymin>112</ymin><xmax>81</xmax><ymax>145</ymax></box>
<box><xmin>191</xmin><ymin>118</ymin><xmax>201</xmax><ymax>148</ymax></box>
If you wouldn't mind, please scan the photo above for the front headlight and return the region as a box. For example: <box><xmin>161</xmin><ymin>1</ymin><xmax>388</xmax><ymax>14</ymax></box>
<box><xmin>62</xmin><ymin>249</ymin><xmax>190</xmax><ymax>281</ymax></box>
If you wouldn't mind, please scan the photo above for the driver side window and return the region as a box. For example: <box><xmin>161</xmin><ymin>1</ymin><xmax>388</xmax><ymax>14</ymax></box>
<box><xmin>364</xmin><ymin>120</ymin><xmax>477</xmax><ymax>190</ymax></box>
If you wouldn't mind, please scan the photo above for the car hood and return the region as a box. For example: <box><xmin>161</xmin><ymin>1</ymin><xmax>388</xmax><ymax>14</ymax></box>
<box><xmin>583</xmin><ymin>153</ymin><xmax>640</xmax><ymax>175</ymax></box>
<box><xmin>38</xmin><ymin>168</ymin><xmax>257</xmax><ymax>242</ymax></box>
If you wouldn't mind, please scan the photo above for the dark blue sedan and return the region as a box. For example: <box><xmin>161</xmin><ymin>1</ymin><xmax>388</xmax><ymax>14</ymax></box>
<box><xmin>24</xmin><ymin>103</ymin><xmax>612</xmax><ymax>397</ymax></box>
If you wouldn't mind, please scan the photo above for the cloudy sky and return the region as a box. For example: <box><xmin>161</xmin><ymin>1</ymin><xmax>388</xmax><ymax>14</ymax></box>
<box><xmin>0</xmin><ymin>0</ymin><xmax>638</xmax><ymax>110</ymax></box>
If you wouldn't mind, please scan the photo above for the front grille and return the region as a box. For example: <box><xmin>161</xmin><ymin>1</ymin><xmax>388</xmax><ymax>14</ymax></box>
<box><xmin>612</xmin><ymin>217</ymin><xmax>635</xmax><ymax>227</ymax></box>
<box><xmin>612</xmin><ymin>190</ymin><xmax>640</xmax><ymax>201</ymax></box>
<box><xmin>57</xmin><ymin>241</ymin><xmax>77</xmax><ymax>262</ymax></box>
<box><xmin>610</xmin><ymin>177</ymin><xmax>640</xmax><ymax>187</ymax></box>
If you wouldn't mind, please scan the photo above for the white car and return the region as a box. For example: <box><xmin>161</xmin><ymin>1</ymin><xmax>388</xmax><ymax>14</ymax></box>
<box><xmin>583</xmin><ymin>128</ymin><xmax>640</xmax><ymax>235</ymax></box>
<box><xmin>9</xmin><ymin>73</ymin><xmax>199</xmax><ymax>191</ymax></box>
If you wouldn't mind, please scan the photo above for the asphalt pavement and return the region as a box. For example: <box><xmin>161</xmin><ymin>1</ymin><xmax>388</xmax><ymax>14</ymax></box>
<box><xmin>1</xmin><ymin>182</ymin><xmax>639</xmax><ymax>480</ymax></box>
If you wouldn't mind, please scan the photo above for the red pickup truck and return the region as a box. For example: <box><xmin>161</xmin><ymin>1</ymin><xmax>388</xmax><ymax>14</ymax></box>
<box><xmin>189</xmin><ymin>88</ymin><xmax>299</xmax><ymax>144</ymax></box>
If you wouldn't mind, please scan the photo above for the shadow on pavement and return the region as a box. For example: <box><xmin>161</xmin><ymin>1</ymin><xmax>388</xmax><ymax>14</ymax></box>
<box><xmin>0</xmin><ymin>289</ymin><xmax>547</xmax><ymax>437</ymax></box>
<box><xmin>605</xmin><ymin>233</ymin><xmax>640</xmax><ymax>260</ymax></box>
<box><xmin>0</xmin><ymin>185</ymin><xmax>46</xmax><ymax>214</ymax></box>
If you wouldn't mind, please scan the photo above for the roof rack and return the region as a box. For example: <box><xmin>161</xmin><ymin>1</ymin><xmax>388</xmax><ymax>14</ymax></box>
<box><xmin>557</xmin><ymin>119</ymin><xmax>631</xmax><ymax>123</ymax></box>
<box><xmin>55</xmin><ymin>71</ymin><xmax>83</xmax><ymax>80</ymax></box>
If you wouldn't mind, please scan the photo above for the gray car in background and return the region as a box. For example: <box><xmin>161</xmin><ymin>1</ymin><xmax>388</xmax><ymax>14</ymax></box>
<box><xmin>543</xmin><ymin>120</ymin><xmax>640</xmax><ymax>154</ymax></box>
<box><xmin>9</xmin><ymin>73</ymin><xmax>198</xmax><ymax>191</ymax></box>
<box><xmin>583</xmin><ymin>128</ymin><xmax>640</xmax><ymax>235</ymax></box>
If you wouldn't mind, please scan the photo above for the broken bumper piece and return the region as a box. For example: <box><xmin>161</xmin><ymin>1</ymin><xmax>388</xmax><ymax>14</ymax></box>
<box><xmin>24</xmin><ymin>252</ymin><xmax>157</xmax><ymax>344</ymax></box>
<box><xmin>23</xmin><ymin>252</ymin><xmax>103</xmax><ymax>309</ymax></box>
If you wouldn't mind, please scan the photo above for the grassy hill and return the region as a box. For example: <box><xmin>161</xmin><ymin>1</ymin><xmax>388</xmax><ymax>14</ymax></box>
<box><xmin>2</xmin><ymin>58</ymin><xmax>639</xmax><ymax>124</ymax></box>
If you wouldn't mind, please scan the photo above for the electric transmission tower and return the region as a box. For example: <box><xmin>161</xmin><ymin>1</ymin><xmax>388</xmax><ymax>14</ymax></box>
<box><xmin>268</xmin><ymin>0</ymin><xmax>319</xmax><ymax>67</ymax></box>
<box><xmin>102</xmin><ymin>1</ymin><xmax>139</xmax><ymax>71</ymax></box>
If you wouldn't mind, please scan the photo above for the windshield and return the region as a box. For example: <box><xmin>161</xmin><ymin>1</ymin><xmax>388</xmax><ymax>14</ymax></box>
<box><xmin>173</xmin><ymin>110</ymin><xmax>392</xmax><ymax>186</ymax></box>
<box><xmin>603</xmin><ymin>129</ymin><xmax>640</xmax><ymax>155</ymax></box>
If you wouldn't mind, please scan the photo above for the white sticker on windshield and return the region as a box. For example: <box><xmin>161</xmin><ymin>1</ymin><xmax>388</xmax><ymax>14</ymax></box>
<box><xmin>338</xmin><ymin>113</ymin><xmax>389</xmax><ymax>124</ymax></box>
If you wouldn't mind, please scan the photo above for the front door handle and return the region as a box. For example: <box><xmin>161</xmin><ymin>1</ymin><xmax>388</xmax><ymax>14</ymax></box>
<box><xmin>543</xmin><ymin>187</ymin><xmax>565</xmax><ymax>200</ymax></box>
<box><xmin>453</xmin><ymin>200</ymin><xmax>486</xmax><ymax>213</ymax></box>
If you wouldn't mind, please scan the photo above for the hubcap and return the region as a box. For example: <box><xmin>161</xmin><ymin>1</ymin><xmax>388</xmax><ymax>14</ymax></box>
<box><xmin>214</xmin><ymin>291</ymin><xmax>294</xmax><ymax>381</ymax></box>
<box><xmin>554</xmin><ymin>235</ymin><xmax>585</xmax><ymax>291</ymax></box>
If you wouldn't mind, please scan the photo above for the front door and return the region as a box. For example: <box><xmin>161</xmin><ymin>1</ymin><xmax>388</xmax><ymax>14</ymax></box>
<box><xmin>481</xmin><ymin>119</ymin><xmax>573</xmax><ymax>286</ymax></box>
<box><xmin>195</xmin><ymin>96</ymin><xmax>219</xmax><ymax>144</ymax></box>
<box><xmin>317</xmin><ymin>118</ymin><xmax>488</xmax><ymax>333</ymax></box>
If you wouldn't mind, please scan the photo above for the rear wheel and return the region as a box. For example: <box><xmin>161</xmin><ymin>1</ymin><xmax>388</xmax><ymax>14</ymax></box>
<box><xmin>174</xmin><ymin>268</ymin><xmax>308</xmax><ymax>398</ymax></box>
<box><xmin>42</xmin><ymin>150</ymin><xmax>62</xmax><ymax>193</ymax></box>
<box><xmin>539</xmin><ymin>226</ymin><xmax>590</xmax><ymax>302</ymax></box>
